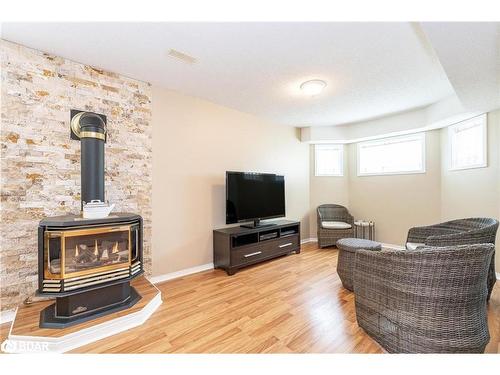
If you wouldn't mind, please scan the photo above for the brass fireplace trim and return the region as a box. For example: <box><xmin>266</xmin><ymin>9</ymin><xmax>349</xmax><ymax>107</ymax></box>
<box><xmin>80</xmin><ymin>131</ymin><xmax>106</xmax><ymax>141</ymax></box>
<box><xmin>44</xmin><ymin>225</ymin><xmax>132</xmax><ymax>280</ymax></box>
<box><xmin>70</xmin><ymin>111</ymin><xmax>107</xmax><ymax>140</ymax></box>
<box><xmin>70</xmin><ymin>111</ymin><xmax>84</xmax><ymax>137</ymax></box>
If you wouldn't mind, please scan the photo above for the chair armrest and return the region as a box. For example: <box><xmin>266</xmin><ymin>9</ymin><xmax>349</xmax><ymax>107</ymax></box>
<box><xmin>345</xmin><ymin>213</ymin><xmax>354</xmax><ymax>225</ymax></box>
<box><xmin>317</xmin><ymin>209</ymin><xmax>324</xmax><ymax>221</ymax></box>
<box><xmin>406</xmin><ymin>224</ymin><xmax>455</xmax><ymax>244</ymax></box>
<box><xmin>354</xmin><ymin>244</ymin><xmax>493</xmax><ymax>308</ymax></box>
<box><xmin>354</xmin><ymin>244</ymin><xmax>493</xmax><ymax>353</ymax></box>
<box><xmin>317</xmin><ymin>210</ymin><xmax>323</xmax><ymax>229</ymax></box>
<box><xmin>354</xmin><ymin>249</ymin><xmax>409</xmax><ymax>299</ymax></box>
<box><xmin>426</xmin><ymin>228</ymin><xmax>497</xmax><ymax>247</ymax></box>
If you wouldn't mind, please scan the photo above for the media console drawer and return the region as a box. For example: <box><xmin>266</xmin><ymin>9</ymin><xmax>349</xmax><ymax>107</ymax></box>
<box><xmin>213</xmin><ymin>220</ymin><xmax>301</xmax><ymax>275</ymax></box>
<box><xmin>231</xmin><ymin>244</ymin><xmax>269</xmax><ymax>266</ymax></box>
<box><xmin>231</xmin><ymin>235</ymin><xmax>299</xmax><ymax>267</ymax></box>
<box><xmin>275</xmin><ymin>236</ymin><xmax>300</xmax><ymax>251</ymax></box>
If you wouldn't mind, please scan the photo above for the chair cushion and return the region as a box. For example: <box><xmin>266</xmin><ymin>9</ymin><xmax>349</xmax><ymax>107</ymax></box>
<box><xmin>336</xmin><ymin>238</ymin><xmax>382</xmax><ymax>252</ymax></box>
<box><xmin>406</xmin><ymin>242</ymin><xmax>425</xmax><ymax>251</ymax></box>
<box><xmin>322</xmin><ymin>221</ymin><xmax>352</xmax><ymax>229</ymax></box>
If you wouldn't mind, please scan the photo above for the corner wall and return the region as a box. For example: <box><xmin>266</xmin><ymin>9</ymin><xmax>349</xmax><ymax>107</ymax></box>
<box><xmin>347</xmin><ymin>130</ymin><xmax>442</xmax><ymax>245</ymax></box>
<box><xmin>0</xmin><ymin>40</ymin><xmax>153</xmax><ymax>313</ymax></box>
<box><xmin>309</xmin><ymin>146</ymin><xmax>349</xmax><ymax>238</ymax></box>
<box><xmin>152</xmin><ymin>87</ymin><xmax>310</xmax><ymax>277</ymax></box>
<box><xmin>440</xmin><ymin>112</ymin><xmax>500</xmax><ymax>221</ymax></box>
<box><xmin>309</xmin><ymin>109</ymin><xmax>500</xmax><ymax>269</ymax></box>
<box><xmin>440</xmin><ymin>110</ymin><xmax>500</xmax><ymax>267</ymax></box>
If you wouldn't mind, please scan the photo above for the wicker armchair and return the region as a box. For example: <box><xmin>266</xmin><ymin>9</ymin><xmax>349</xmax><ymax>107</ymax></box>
<box><xmin>317</xmin><ymin>204</ymin><xmax>354</xmax><ymax>248</ymax></box>
<box><xmin>353</xmin><ymin>244</ymin><xmax>494</xmax><ymax>353</ymax></box>
<box><xmin>406</xmin><ymin>218</ymin><xmax>498</xmax><ymax>300</ymax></box>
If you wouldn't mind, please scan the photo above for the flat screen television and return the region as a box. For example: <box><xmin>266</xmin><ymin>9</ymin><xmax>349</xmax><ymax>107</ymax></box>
<box><xmin>226</xmin><ymin>171</ymin><xmax>285</xmax><ymax>228</ymax></box>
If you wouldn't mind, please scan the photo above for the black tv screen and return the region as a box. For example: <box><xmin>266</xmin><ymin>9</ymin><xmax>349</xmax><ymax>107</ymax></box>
<box><xmin>226</xmin><ymin>172</ymin><xmax>285</xmax><ymax>224</ymax></box>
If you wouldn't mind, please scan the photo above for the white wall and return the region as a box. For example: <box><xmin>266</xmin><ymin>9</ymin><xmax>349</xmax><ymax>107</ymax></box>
<box><xmin>440</xmin><ymin>112</ymin><xmax>500</xmax><ymax>221</ymax></box>
<box><xmin>152</xmin><ymin>86</ymin><xmax>500</xmax><ymax>277</ymax></box>
<box><xmin>309</xmin><ymin>109</ymin><xmax>500</xmax><ymax>268</ymax></box>
<box><xmin>440</xmin><ymin>110</ymin><xmax>500</xmax><ymax>266</ymax></box>
<box><xmin>152</xmin><ymin>87</ymin><xmax>310</xmax><ymax>277</ymax></box>
<box><xmin>308</xmin><ymin>131</ymin><xmax>442</xmax><ymax>246</ymax></box>
<box><xmin>309</xmin><ymin>145</ymin><xmax>350</xmax><ymax>237</ymax></box>
<box><xmin>348</xmin><ymin>130</ymin><xmax>442</xmax><ymax>245</ymax></box>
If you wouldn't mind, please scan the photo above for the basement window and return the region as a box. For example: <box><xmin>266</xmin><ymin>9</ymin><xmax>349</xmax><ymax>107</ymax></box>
<box><xmin>357</xmin><ymin>133</ymin><xmax>426</xmax><ymax>176</ymax></box>
<box><xmin>315</xmin><ymin>144</ymin><xmax>344</xmax><ymax>176</ymax></box>
<box><xmin>449</xmin><ymin>114</ymin><xmax>487</xmax><ymax>171</ymax></box>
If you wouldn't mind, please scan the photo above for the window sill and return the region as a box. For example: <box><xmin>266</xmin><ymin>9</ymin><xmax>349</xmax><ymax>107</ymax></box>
<box><xmin>357</xmin><ymin>169</ymin><xmax>426</xmax><ymax>177</ymax></box>
<box><xmin>449</xmin><ymin>163</ymin><xmax>488</xmax><ymax>172</ymax></box>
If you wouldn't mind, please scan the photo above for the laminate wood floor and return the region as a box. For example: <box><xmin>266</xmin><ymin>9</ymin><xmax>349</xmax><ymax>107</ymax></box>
<box><xmin>1</xmin><ymin>242</ymin><xmax>499</xmax><ymax>353</ymax></box>
<box><xmin>6</xmin><ymin>276</ymin><xmax>159</xmax><ymax>338</ymax></box>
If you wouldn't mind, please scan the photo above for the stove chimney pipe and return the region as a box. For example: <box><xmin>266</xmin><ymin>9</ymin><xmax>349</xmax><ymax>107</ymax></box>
<box><xmin>70</xmin><ymin>110</ymin><xmax>107</xmax><ymax>210</ymax></box>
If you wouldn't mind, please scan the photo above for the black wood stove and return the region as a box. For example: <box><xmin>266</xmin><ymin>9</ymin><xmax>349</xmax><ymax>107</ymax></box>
<box><xmin>37</xmin><ymin>111</ymin><xmax>144</xmax><ymax>328</ymax></box>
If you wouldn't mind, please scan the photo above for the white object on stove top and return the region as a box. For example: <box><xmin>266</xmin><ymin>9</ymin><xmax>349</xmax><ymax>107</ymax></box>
<box><xmin>82</xmin><ymin>200</ymin><xmax>115</xmax><ymax>219</ymax></box>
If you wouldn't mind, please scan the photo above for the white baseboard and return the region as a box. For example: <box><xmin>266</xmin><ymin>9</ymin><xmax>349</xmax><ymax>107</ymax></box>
<box><xmin>301</xmin><ymin>237</ymin><xmax>317</xmax><ymax>244</ymax></box>
<box><xmin>150</xmin><ymin>238</ymin><xmax>319</xmax><ymax>284</ymax></box>
<box><xmin>0</xmin><ymin>309</ymin><xmax>16</xmax><ymax>325</ymax></box>
<box><xmin>497</xmin><ymin>272</ymin><xmax>500</xmax><ymax>281</ymax></box>
<box><xmin>149</xmin><ymin>263</ymin><xmax>214</xmax><ymax>285</ymax></box>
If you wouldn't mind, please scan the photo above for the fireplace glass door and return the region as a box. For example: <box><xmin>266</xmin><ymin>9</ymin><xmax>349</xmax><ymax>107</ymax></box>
<box><xmin>45</xmin><ymin>225</ymin><xmax>132</xmax><ymax>279</ymax></box>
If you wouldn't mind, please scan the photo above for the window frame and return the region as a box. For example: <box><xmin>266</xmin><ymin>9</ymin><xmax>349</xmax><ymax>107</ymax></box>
<box><xmin>314</xmin><ymin>144</ymin><xmax>344</xmax><ymax>177</ymax></box>
<box><xmin>448</xmin><ymin>114</ymin><xmax>487</xmax><ymax>171</ymax></box>
<box><xmin>357</xmin><ymin>133</ymin><xmax>426</xmax><ymax>177</ymax></box>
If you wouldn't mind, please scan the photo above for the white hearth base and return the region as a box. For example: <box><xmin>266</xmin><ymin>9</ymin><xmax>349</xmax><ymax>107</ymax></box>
<box><xmin>1</xmin><ymin>277</ymin><xmax>161</xmax><ymax>354</ymax></box>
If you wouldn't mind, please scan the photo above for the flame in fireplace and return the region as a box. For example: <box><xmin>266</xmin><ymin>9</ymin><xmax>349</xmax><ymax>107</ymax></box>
<box><xmin>101</xmin><ymin>248</ymin><xmax>109</xmax><ymax>260</ymax></box>
<box><xmin>70</xmin><ymin>241</ymin><xmax>121</xmax><ymax>264</ymax></box>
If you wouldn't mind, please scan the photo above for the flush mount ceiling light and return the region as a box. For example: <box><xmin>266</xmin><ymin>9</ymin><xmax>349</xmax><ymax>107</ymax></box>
<box><xmin>300</xmin><ymin>79</ymin><xmax>327</xmax><ymax>96</ymax></box>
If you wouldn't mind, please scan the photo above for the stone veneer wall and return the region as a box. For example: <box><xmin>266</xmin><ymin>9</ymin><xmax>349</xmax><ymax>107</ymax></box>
<box><xmin>0</xmin><ymin>40</ymin><xmax>153</xmax><ymax>313</ymax></box>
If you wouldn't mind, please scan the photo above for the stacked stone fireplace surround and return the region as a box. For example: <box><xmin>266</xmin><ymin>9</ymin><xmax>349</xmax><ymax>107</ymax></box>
<box><xmin>0</xmin><ymin>40</ymin><xmax>153</xmax><ymax>315</ymax></box>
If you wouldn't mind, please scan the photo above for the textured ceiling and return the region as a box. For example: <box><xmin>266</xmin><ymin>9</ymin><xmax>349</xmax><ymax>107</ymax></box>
<box><xmin>2</xmin><ymin>22</ymin><xmax>456</xmax><ymax>127</ymax></box>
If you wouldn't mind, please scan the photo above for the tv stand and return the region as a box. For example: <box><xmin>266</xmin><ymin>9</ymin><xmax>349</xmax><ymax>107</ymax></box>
<box><xmin>240</xmin><ymin>219</ymin><xmax>277</xmax><ymax>229</ymax></box>
<box><xmin>213</xmin><ymin>220</ymin><xmax>300</xmax><ymax>275</ymax></box>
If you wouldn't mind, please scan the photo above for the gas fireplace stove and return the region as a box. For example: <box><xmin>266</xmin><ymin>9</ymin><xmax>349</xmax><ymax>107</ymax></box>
<box><xmin>37</xmin><ymin>111</ymin><xmax>144</xmax><ymax>328</ymax></box>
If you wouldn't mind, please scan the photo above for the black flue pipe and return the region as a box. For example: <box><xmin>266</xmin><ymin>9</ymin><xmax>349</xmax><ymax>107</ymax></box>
<box><xmin>77</xmin><ymin>112</ymin><xmax>106</xmax><ymax>210</ymax></box>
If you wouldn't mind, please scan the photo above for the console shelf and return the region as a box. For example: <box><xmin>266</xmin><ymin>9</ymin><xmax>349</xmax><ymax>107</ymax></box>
<box><xmin>213</xmin><ymin>220</ymin><xmax>301</xmax><ymax>275</ymax></box>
